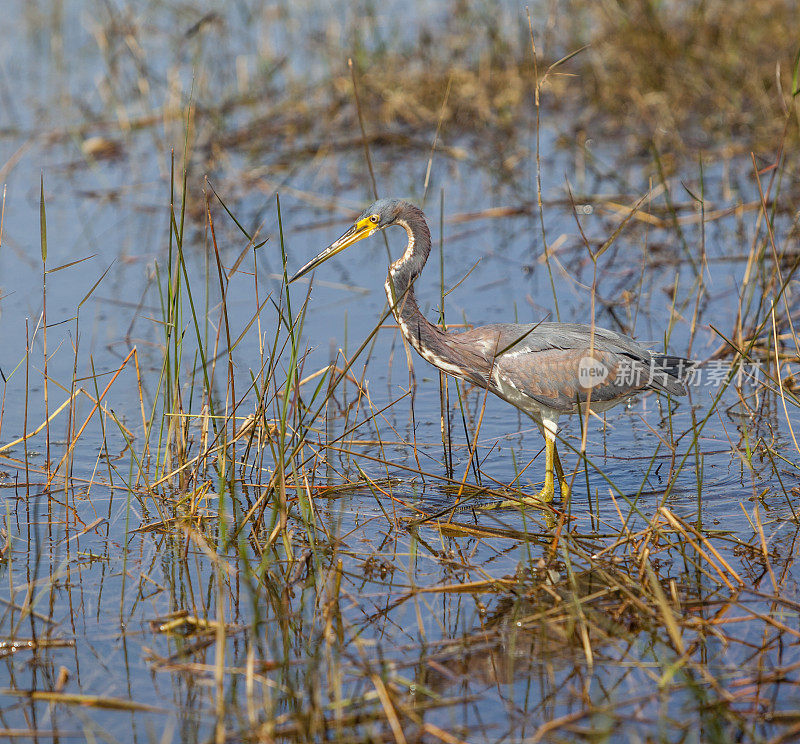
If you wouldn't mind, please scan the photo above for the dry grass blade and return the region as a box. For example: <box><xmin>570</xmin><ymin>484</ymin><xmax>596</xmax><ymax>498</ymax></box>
<box><xmin>644</xmin><ymin>560</ymin><xmax>685</xmax><ymax>656</ymax></box>
<box><xmin>370</xmin><ymin>675</ymin><xmax>407</xmax><ymax>744</ymax></box>
<box><xmin>658</xmin><ymin>507</ymin><xmax>745</xmax><ymax>587</ymax></box>
<box><xmin>0</xmin><ymin>389</ymin><xmax>83</xmax><ymax>453</ymax></box>
<box><xmin>1</xmin><ymin>690</ymin><xmax>167</xmax><ymax>713</ymax></box>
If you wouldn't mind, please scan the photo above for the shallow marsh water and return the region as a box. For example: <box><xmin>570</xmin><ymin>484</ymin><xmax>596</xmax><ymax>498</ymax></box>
<box><xmin>1</xmin><ymin>1</ymin><xmax>799</xmax><ymax>743</ymax></box>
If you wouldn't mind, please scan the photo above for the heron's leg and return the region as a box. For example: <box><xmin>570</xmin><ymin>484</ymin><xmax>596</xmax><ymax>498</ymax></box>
<box><xmin>535</xmin><ymin>434</ymin><xmax>557</xmax><ymax>503</ymax></box>
<box><xmin>480</xmin><ymin>428</ymin><xmax>556</xmax><ymax>510</ymax></box>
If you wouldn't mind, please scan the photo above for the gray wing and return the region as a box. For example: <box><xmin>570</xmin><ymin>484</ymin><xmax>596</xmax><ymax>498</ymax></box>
<box><xmin>451</xmin><ymin>322</ymin><xmax>687</xmax><ymax>413</ymax></box>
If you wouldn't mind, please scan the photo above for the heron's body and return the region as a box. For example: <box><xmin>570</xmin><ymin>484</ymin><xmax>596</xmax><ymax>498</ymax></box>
<box><xmin>291</xmin><ymin>199</ymin><xmax>688</xmax><ymax>506</ymax></box>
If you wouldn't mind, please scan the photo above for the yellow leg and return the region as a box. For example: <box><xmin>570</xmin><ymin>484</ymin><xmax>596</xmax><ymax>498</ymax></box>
<box><xmin>520</xmin><ymin>434</ymin><xmax>556</xmax><ymax>505</ymax></box>
<box><xmin>482</xmin><ymin>432</ymin><xmax>559</xmax><ymax>510</ymax></box>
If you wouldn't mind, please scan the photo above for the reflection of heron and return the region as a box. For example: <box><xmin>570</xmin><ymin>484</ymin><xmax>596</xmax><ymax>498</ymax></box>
<box><xmin>291</xmin><ymin>199</ymin><xmax>688</xmax><ymax>507</ymax></box>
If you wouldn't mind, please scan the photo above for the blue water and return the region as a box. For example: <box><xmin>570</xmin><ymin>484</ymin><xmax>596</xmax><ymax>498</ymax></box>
<box><xmin>1</xmin><ymin>2</ymin><xmax>799</xmax><ymax>743</ymax></box>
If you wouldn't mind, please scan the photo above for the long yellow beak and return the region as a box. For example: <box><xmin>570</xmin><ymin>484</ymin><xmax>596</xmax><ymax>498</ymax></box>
<box><xmin>289</xmin><ymin>217</ymin><xmax>376</xmax><ymax>283</ymax></box>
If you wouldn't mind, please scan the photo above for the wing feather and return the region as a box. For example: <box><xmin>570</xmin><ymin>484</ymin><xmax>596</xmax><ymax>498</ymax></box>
<box><xmin>451</xmin><ymin>322</ymin><xmax>687</xmax><ymax>413</ymax></box>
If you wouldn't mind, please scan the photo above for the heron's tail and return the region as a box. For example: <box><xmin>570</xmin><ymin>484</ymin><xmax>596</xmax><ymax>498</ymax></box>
<box><xmin>648</xmin><ymin>354</ymin><xmax>693</xmax><ymax>396</ymax></box>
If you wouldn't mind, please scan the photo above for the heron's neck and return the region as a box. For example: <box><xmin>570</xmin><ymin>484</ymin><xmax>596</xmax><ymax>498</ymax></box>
<box><xmin>383</xmin><ymin>210</ymin><xmax>441</xmax><ymax>351</ymax></box>
<box><xmin>382</xmin><ymin>208</ymin><xmax>491</xmax><ymax>387</ymax></box>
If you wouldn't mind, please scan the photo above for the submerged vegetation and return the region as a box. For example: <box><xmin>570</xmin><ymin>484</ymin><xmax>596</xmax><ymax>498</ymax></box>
<box><xmin>1</xmin><ymin>0</ymin><xmax>799</xmax><ymax>742</ymax></box>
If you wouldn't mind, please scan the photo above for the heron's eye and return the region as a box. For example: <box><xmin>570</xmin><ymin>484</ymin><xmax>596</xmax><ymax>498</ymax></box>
<box><xmin>369</xmin><ymin>214</ymin><xmax>379</xmax><ymax>224</ymax></box>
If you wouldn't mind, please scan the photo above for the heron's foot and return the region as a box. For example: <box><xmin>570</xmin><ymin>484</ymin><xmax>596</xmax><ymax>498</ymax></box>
<box><xmin>477</xmin><ymin>482</ymin><xmax>555</xmax><ymax>511</ymax></box>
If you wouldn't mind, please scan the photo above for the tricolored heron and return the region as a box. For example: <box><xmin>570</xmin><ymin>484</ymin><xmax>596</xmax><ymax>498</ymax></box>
<box><xmin>290</xmin><ymin>199</ymin><xmax>688</xmax><ymax>508</ymax></box>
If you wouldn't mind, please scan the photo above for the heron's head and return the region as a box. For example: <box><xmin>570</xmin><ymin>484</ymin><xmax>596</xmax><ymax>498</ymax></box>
<box><xmin>289</xmin><ymin>199</ymin><xmax>408</xmax><ymax>282</ymax></box>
